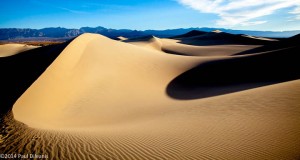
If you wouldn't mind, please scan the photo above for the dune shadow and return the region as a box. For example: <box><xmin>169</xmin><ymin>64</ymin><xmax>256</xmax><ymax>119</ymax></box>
<box><xmin>235</xmin><ymin>37</ymin><xmax>297</xmax><ymax>55</ymax></box>
<box><xmin>0</xmin><ymin>41</ymin><xmax>72</xmax><ymax>115</ymax></box>
<box><xmin>167</xmin><ymin>46</ymin><xmax>300</xmax><ymax>100</ymax></box>
<box><xmin>177</xmin><ymin>33</ymin><xmax>275</xmax><ymax>46</ymax></box>
<box><xmin>161</xmin><ymin>48</ymin><xmax>193</xmax><ymax>56</ymax></box>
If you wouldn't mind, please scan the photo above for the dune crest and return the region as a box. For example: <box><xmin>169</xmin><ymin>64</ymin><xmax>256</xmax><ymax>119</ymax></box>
<box><xmin>8</xmin><ymin>33</ymin><xmax>300</xmax><ymax>159</ymax></box>
<box><xmin>117</xmin><ymin>36</ymin><xmax>128</xmax><ymax>41</ymax></box>
<box><xmin>126</xmin><ymin>35</ymin><xmax>163</xmax><ymax>51</ymax></box>
<box><xmin>0</xmin><ymin>44</ymin><xmax>39</xmax><ymax>57</ymax></box>
<box><xmin>13</xmin><ymin>33</ymin><xmax>200</xmax><ymax>128</ymax></box>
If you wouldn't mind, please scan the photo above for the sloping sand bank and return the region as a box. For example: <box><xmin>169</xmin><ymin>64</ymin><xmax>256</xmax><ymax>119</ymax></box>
<box><xmin>0</xmin><ymin>44</ymin><xmax>39</xmax><ymax>57</ymax></box>
<box><xmin>1</xmin><ymin>33</ymin><xmax>299</xmax><ymax>159</ymax></box>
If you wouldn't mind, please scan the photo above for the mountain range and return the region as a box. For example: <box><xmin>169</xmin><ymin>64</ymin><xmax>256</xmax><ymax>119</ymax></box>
<box><xmin>0</xmin><ymin>26</ymin><xmax>299</xmax><ymax>41</ymax></box>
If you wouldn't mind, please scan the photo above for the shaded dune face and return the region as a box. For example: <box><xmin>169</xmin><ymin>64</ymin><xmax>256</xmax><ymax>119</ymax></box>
<box><xmin>12</xmin><ymin>33</ymin><xmax>202</xmax><ymax>128</ymax></box>
<box><xmin>0</xmin><ymin>41</ymin><xmax>70</xmax><ymax>115</ymax></box>
<box><xmin>125</xmin><ymin>35</ymin><xmax>163</xmax><ymax>51</ymax></box>
<box><xmin>10</xmin><ymin>33</ymin><xmax>300</xmax><ymax>127</ymax></box>
<box><xmin>167</xmin><ymin>46</ymin><xmax>300</xmax><ymax>99</ymax></box>
<box><xmin>1</xmin><ymin>33</ymin><xmax>300</xmax><ymax>159</ymax></box>
<box><xmin>159</xmin><ymin>31</ymin><xmax>276</xmax><ymax>57</ymax></box>
<box><xmin>235</xmin><ymin>34</ymin><xmax>300</xmax><ymax>55</ymax></box>
<box><xmin>175</xmin><ymin>32</ymin><xmax>276</xmax><ymax>46</ymax></box>
<box><xmin>161</xmin><ymin>42</ymin><xmax>260</xmax><ymax>57</ymax></box>
<box><xmin>171</xmin><ymin>30</ymin><xmax>207</xmax><ymax>39</ymax></box>
<box><xmin>127</xmin><ymin>36</ymin><xmax>262</xmax><ymax>57</ymax></box>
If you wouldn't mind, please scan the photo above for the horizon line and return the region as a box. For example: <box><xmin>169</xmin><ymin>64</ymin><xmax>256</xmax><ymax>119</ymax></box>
<box><xmin>0</xmin><ymin>26</ymin><xmax>299</xmax><ymax>32</ymax></box>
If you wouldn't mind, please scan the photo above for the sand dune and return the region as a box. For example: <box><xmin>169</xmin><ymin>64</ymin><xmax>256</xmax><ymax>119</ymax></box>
<box><xmin>0</xmin><ymin>42</ymin><xmax>70</xmax><ymax>114</ymax></box>
<box><xmin>0</xmin><ymin>33</ymin><xmax>299</xmax><ymax>159</ymax></box>
<box><xmin>171</xmin><ymin>30</ymin><xmax>207</xmax><ymax>39</ymax></box>
<box><xmin>241</xmin><ymin>34</ymin><xmax>278</xmax><ymax>41</ymax></box>
<box><xmin>161</xmin><ymin>38</ymin><xmax>260</xmax><ymax>56</ymax></box>
<box><xmin>116</xmin><ymin>36</ymin><xmax>128</xmax><ymax>41</ymax></box>
<box><xmin>127</xmin><ymin>35</ymin><xmax>260</xmax><ymax>56</ymax></box>
<box><xmin>126</xmin><ymin>35</ymin><xmax>163</xmax><ymax>51</ymax></box>
<box><xmin>167</xmin><ymin>45</ymin><xmax>300</xmax><ymax>99</ymax></box>
<box><xmin>236</xmin><ymin>33</ymin><xmax>300</xmax><ymax>55</ymax></box>
<box><xmin>126</xmin><ymin>31</ymin><xmax>274</xmax><ymax>56</ymax></box>
<box><xmin>173</xmin><ymin>30</ymin><xmax>277</xmax><ymax>46</ymax></box>
<box><xmin>12</xmin><ymin>33</ymin><xmax>202</xmax><ymax>128</ymax></box>
<box><xmin>0</xmin><ymin>44</ymin><xmax>39</xmax><ymax>57</ymax></box>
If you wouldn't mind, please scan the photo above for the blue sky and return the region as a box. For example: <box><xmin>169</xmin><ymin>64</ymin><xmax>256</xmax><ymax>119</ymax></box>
<box><xmin>0</xmin><ymin>0</ymin><xmax>299</xmax><ymax>31</ymax></box>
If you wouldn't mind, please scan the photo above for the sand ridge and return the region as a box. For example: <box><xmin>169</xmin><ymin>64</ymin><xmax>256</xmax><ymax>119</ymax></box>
<box><xmin>1</xmin><ymin>33</ymin><xmax>299</xmax><ymax>159</ymax></box>
<box><xmin>0</xmin><ymin>44</ymin><xmax>39</xmax><ymax>57</ymax></box>
<box><xmin>12</xmin><ymin>33</ymin><xmax>203</xmax><ymax>128</ymax></box>
<box><xmin>126</xmin><ymin>35</ymin><xmax>163</xmax><ymax>51</ymax></box>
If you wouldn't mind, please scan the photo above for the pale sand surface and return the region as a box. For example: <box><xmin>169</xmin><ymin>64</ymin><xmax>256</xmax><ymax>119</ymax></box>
<box><xmin>160</xmin><ymin>38</ymin><xmax>260</xmax><ymax>56</ymax></box>
<box><xmin>127</xmin><ymin>36</ymin><xmax>163</xmax><ymax>51</ymax></box>
<box><xmin>1</xmin><ymin>33</ymin><xmax>299</xmax><ymax>159</ymax></box>
<box><xmin>128</xmin><ymin>37</ymin><xmax>261</xmax><ymax>56</ymax></box>
<box><xmin>0</xmin><ymin>44</ymin><xmax>39</xmax><ymax>57</ymax></box>
<box><xmin>117</xmin><ymin>36</ymin><xmax>128</xmax><ymax>41</ymax></box>
<box><xmin>242</xmin><ymin>35</ymin><xmax>279</xmax><ymax>41</ymax></box>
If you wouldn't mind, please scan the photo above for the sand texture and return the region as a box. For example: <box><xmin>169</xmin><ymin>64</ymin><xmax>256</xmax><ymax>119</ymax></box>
<box><xmin>1</xmin><ymin>32</ymin><xmax>300</xmax><ymax>159</ymax></box>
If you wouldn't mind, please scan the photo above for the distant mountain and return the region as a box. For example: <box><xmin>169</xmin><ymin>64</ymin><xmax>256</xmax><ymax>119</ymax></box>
<box><xmin>0</xmin><ymin>27</ymin><xmax>146</xmax><ymax>41</ymax></box>
<box><xmin>0</xmin><ymin>26</ymin><xmax>299</xmax><ymax>41</ymax></box>
<box><xmin>193</xmin><ymin>28</ymin><xmax>300</xmax><ymax>38</ymax></box>
<box><xmin>144</xmin><ymin>27</ymin><xmax>300</xmax><ymax>38</ymax></box>
<box><xmin>0</xmin><ymin>27</ymin><xmax>80</xmax><ymax>41</ymax></box>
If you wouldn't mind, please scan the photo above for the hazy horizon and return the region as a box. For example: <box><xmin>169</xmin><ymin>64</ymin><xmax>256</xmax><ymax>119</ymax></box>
<box><xmin>1</xmin><ymin>25</ymin><xmax>300</xmax><ymax>32</ymax></box>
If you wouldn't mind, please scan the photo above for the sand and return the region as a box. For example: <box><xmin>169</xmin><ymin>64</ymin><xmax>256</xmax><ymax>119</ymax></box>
<box><xmin>161</xmin><ymin>38</ymin><xmax>260</xmax><ymax>56</ymax></box>
<box><xmin>117</xmin><ymin>36</ymin><xmax>128</xmax><ymax>41</ymax></box>
<box><xmin>126</xmin><ymin>36</ymin><xmax>163</xmax><ymax>51</ymax></box>
<box><xmin>0</xmin><ymin>44</ymin><xmax>39</xmax><ymax>57</ymax></box>
<box><xmin>1</xmin><ymin>33</ymin><xmax>299</xmax><ymax>159</ymax></box>
<box><xmin>126</xmin><ymin>35</ymin><xmax>261</xmax><ymax>56</ymax></box>
<box><xmin>13</xmin><ymin>33</ymin><xmax>202</xmax><ymax>128</ymax></box>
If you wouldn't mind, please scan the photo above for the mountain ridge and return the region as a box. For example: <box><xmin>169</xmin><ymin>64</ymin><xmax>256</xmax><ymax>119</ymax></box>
<box><xmin>0</xmin><ymin>26</ymin><xmax>299</xmax><ymax>41</ymax></box>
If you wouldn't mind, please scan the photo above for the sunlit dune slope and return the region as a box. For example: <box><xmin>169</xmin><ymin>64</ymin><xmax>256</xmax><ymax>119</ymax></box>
<box><xmin>0</xmin><ymin>42</ymin><xmax>70</xmax><ymax>114</ymax></box>
<box><xmin>10</xmin><ymin>33</ymin><xmax>300</xmax><ymax>159</ymax></box>
<box><xmin>13</xmin><ymin>33</ymin><xmax>202</xmax><ymax>128</ymax></box>
<box><xmin>0</xmin><ymin>44</ymin><xmax>39</xmax><ymax>57</ymax></box>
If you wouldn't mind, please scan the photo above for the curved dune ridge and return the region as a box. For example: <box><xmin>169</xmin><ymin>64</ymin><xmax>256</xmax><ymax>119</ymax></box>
<box><xmin>3</xmin><ymin>33</ymin><xmax>300</xmax><ymax>159</ymax></box>
<box><xmin>13</xmin><ymin>33</ymin><xmax>202</xmax><ymax>128</ymax></box>
<box><xmin>0</xmin><ymin>44</ymin><xmax>39</xmax><ymax>57</ymax></box>
<box><xmin>126</xmin><ymin>35</ymin><xmax>163</xmax><ymax>51</ymax></box>
<box><xmin>126</xmin><ymin>34</ymin><xmax>261</xmax><ymax>56</ymax></box>
<box><xmin>160</xmin><ymin>30</ymin><xmax>277</xmax><ymax>56</ymax></box>
<box><xmin>160</xmin><ymin>38</ymin><xmax>261</xmax><ymax>56</ymax></box>
<box><xmin>176</xmin><ymin>31</ymin><xmax>277</xmax><ymax>46</ymax></box>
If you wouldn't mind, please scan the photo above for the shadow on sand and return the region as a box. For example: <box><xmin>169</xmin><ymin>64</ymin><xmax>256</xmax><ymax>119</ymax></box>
<box><xmin>177</xmin><ymin>32</ymin><xmax>275</xmax><ymax>46</ymax></box>
<box><xmin>0</xmin><ymin>41</ymin><xmax>71</xmax><ymax>115</ymax></box>
<box><xmin>166</xmin><ymin>46</ymin><xmax>300</xmax><ymax>100</ymax></box>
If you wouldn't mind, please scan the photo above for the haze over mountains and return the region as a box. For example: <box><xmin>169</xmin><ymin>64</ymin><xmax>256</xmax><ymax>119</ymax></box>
<box><xmin>1</xmin><ymin>26</ymin><xmax>299</xmax><ymax>41</ymax></box>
